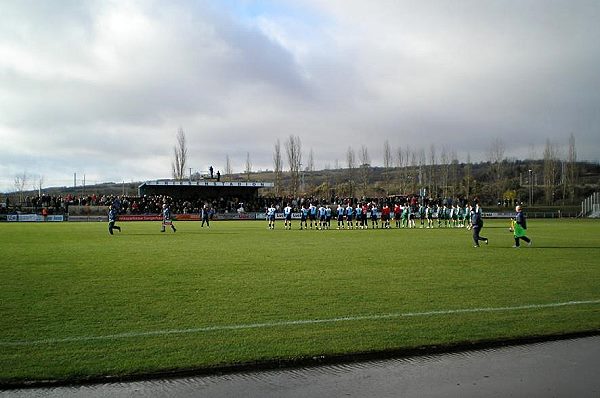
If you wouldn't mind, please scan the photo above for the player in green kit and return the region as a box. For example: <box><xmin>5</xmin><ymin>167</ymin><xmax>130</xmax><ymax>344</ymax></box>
<box><xmin>401</xmin><ymin>204</ymin><xmax>409</xmax><ymax>228</ymax></box>
<box><xmin>511</xmin><ymin>205</ymin><xmax>532</xmax><ymax>248</ymax></box>
<box><xmin>418</xmin><ymin>204</ymin><xmax>426</xmax><ymax>228</ymax></box>
<box><xmin>426</xmin><ymin>204</ymin><xmax>434</xmax><ymax>228</ymax></box>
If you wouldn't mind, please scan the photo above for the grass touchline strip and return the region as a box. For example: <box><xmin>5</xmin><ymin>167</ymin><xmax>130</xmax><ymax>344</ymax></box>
<box><xmin>3</xmin><ymin>299</ymin><xmax>599</xmax><ymax>347</ymax></box>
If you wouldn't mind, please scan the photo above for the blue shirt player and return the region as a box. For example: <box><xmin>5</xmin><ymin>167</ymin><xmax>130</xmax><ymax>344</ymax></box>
<box><xmin>283</xmin><ymin>204</ymin><xmax>293</xmax><ymax>230</ymax></box>
<box><xmin>267</xmin><ymin>205</ymin><xmax>276</xmax><ymax>230</ymax></box>
<box><xmin>370</xmin><ymin>203</ymin><xmax>379</xmax><ymax>229</ymax></box>
<box><xmin>337</xmin><ymin>204</ymin><xmax>345</xmax><ymax>229</ymax></box>
<box><xmin>345</xmin><ymin>204</ymin><xmax>354</xmax><ymax>229</ymax></box>
<box><xmin>309</xmin><ymin>204</ymin><xmax>318</xmax><ymax>229</ymax></box>
<box><xmin>161</xmin><ymin>204</ymin><xmax>176</xmax><ymax>233</ymax></box>
<box><xmin>300</xmin><ymin>206</ymin><xmax>309</xmax><ymax>230</ymax></box>
<box><xmin>318</xmin><ymin>206</ymin><xmax>327</xmax><ymax>229</ymax></box>
<box><xmin>108</xmin><ymin>206</ymin><xmax>121</xmax><ymax>235</ymax></box>
<box><xmin>325</xmin><ymin>206</ymin><xmax>332</xmax><ymax>229</ymax></box>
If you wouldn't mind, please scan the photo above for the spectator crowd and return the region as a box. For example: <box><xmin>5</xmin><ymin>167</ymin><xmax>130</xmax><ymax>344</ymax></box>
<box><xmin>2</xmin><ymin>191</ymin><xmax>474</xmax><ymax>217</ymax></box>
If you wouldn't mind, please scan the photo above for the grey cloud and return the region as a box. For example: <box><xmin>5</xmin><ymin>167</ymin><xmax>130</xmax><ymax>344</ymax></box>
<box><xmin>1</xmin><ymin>0</ymin><xmax>599</xmax><ymax>191</ymax></box>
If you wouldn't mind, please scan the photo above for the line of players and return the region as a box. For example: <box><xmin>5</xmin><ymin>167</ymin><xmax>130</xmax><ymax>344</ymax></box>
<box><xmin>267</xmin><ymin>202</ymin><xmax>475</xmax><ymax>230</ymax></box>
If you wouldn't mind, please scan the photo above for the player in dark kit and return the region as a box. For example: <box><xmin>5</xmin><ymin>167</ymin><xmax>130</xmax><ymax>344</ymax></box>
<box><xmin>108</xmin><ymin>205</ymin><xmax>121</xmax><ymax>235</ymax></box>
<box><xmin>161</xmin><ymin>204</ymin><xmax>177</xmax><ymax>233</ymax></box>
<box><xmin>201</xmin><ymin>204</ymin><xmax>210</xmax><ymax>227</ymax></box>
<box><xmin>470</xmin><ymin>204</ymin><xmax>488</xmax><ymax>247</ymax></box>
<box><xmin>512</xmin><ymin>205</ymin><xmax>532</xmax><ymax>248</ymax></box>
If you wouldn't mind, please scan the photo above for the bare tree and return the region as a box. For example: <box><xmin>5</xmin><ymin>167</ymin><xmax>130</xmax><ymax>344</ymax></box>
<box><xmin>408</xmin><ymin>147</ymin><xmax>417</xmax><ymax>193</ymax></box>
<box><xmin>527</xmin><ymin>144</ymin><xmax>537</xmax><ymax>161</ymax></box>
<box><xmin>461</xmin><ymin>152</ymin><xmax>472</xmax><ymax>199</ymax></box>
<box><xmin>566</xmin><ymin>133</ymin><xmax>577</xmax><ymax>203</ymax></box>
<box><xmin>171</xmin><ymin>127</ymin><xmax>188</xmax><ymax>180</ymax></box>
<box><xmin>307</xmin><ymin>148</ymin><xmax>315</xmax><ymax>172</ymax></box>
<box><xmin>245</xmin><ymin>152</ymin><xmax>252</xmax><ymax>181</ymax></box>
<box><xmin>285</xmin><ymin>135</ymin><xmax>302</xmax><ymax>196</ymax></box>
<box><xmin>14</xmin><ymin>172</ymin><xmax>28</xmax><ymax>204</ymax></box>
<box><xmin>488</xmin><ymin>137</ymin><xmax>506</xmax><ymax>166</ymax></box>
<box><xmin>449</xmin><ymin>150</ymin><xmax>459</xmax><ymax>197</ymax></box>
<box><xmin>418</xmin><ymin>148</ymin><xmax>426</xmax><ymax>191</ymax></box>
<box><xmin>224</xmin><ymin>154</ymin><xmax>232</xmax><ymax>176</ymax></box>
<box><xmin>429</xmin><ymin>144</ymin><xmax>437</xmax><ymax>196</ymax></box>
<box><xmin>396</xmin><ymin>146</ymin><xmax>404</xmax><ymax>194</ymax></box>
<box><xmin>273</xmin><ymin>139</ymin><xmax>283</xmax><ymax>196</ymax></box>
<box><xmin>439</xmin><ymin>146</ymin><xmax>449</xmax><ymax>198</ymax></box>
<box><xmin>359</xmin><ymin>145</ymin><xmax>370</xmax><ymax>194</ymax></box>
<box><xmin>359</xmin><ymin>145</ymin><xmax>370</xmax><ymax>166</ymax></box>
<box><xmin>383</xmin><ymin>140</ymin><xmax>392</xmax><ymax>193</ymax></box>
<box><xmin>346</xmin><ymin>146</ymin><xmax>356</xmax><ymax>196</ymax></box>
<box><xmin>383</xmin><ymin>140</ymin><xmax>392</xmax><ymax>169</ymax></box>
<box><xmin>346</xmin><ymin>146</ymin><xmax>356</xmax><ymax>170</ymax></box>
<box><xmin>403</xmin><ymin>146</ymin><xmax>414</xmax><ymax>194</ymax></box>
<box><xmin>395</xmin><ymin>145</ymin><xmax>404</xmax><ymax>168</ymax></box>
<box><xmin>543</xmin><ymin>139</ymin><xmax>559</xmax><ymax>204</ymax></box>
<box><xmin>488</xmin><ymin>137</ymin><xmax>505</xmax><ymax>201</ymax></box>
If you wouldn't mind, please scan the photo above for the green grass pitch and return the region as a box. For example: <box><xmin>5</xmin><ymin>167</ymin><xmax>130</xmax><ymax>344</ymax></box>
<box><xmin>1</xmin><ymin>219</ymin><xmax>599</xmax><ymax>384</ymax></box>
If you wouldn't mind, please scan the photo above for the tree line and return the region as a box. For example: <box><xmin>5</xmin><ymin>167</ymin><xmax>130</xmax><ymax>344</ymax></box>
<box><xmin>211</xmin><ymin>133</ymin><xmax>594</xmax><ymax>206</ymax></box>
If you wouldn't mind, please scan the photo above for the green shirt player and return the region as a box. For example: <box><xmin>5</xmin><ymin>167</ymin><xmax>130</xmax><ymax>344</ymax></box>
<box><xmin>512</xmin><ymin>205</ymin><xmax>532</xmax><ymax>248</ymax></box>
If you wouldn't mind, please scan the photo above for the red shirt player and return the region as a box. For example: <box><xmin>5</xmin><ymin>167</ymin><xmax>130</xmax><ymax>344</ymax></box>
<box><xmin>393</xmin><ymin>203</ymin><xmax>401</xmax><ymax>228</ymax></box>
<box><xmin>382</xmin><ymin>204</ymin><xmax>391</xmax><ymax>228</ymax></box>
<box><xmin>361</xmin><ymin>203</ymin><xmax>369</xmax><ymax>229</ymax></box>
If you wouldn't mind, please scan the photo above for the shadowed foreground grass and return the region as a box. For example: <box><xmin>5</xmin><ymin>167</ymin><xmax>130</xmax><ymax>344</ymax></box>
<box><xmin>1</xmin><ymin>219</ymin><xmax>599</xmax><ymax>384</ymax></box>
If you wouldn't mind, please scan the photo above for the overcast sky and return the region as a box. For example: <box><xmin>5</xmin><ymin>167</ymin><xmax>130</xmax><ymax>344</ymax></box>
<box><xmin>1</xmin><ymin>0</ymin><xmax>599</xmax><ymax>192</ymax></box>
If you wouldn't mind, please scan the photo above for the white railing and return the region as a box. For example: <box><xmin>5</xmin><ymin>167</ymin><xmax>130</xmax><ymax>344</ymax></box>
<box><xmin>581</xmin><ymin>192</ymin><xmax>600</xmax><ymax>218</ymax></box>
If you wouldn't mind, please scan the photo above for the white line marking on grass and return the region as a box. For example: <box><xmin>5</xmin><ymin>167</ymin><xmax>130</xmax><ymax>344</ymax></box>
<box><xmin>2</xmin><ymin>299</ymin><xmax>599</xmax><ymax>347</ymax></box>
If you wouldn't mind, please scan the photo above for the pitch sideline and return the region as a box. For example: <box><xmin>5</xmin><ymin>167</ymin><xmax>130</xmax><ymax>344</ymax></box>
<box><xmin>2</xmin><ymin>299</ymin><xmax>599</xmax><ymax>347</ymax></box>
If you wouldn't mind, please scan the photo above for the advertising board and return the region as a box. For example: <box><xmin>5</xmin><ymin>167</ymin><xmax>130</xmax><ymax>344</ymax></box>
<box><xmin>3</xmin><ymin>214</ymin><xmax>65</xmax><ymax>222</ymax></box>
<box><xmin>117</xmin><ymin>215</ymin><xmax>162</xmax><ymax>222</ymax></box>
<box><xmin>69</xmin><ymin>216</ymin><xmax>106</xmax><ymax>222</ymax></box>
